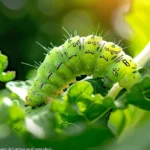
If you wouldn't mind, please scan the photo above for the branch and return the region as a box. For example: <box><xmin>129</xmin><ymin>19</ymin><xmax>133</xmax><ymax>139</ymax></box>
<box><xmin>134</xmin><ymin>42</ymin><xmax>150</xmax><ymax>66</ymax></box>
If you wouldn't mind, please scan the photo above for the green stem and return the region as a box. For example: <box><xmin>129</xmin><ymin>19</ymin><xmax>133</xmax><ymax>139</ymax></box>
<box><xmin>107</xmin><ymin>42</ymin><xmax>150</xmax><ymax>100</ymax></box>
<box><xmin>134</xmin><ymin>42</ymin><xmax>150</xmax><ymax>66</ymax></box>
<box><xmin>107</xmin><ymin>83</ymin><xmax>122</xmax><ymax>99</ymax></box>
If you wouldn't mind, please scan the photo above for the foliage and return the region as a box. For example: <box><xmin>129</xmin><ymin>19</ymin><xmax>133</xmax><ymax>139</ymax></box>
<box><xmin>0</xmin><ymin>0</ymin><xmax>150</xmax><ymax>149</ymax></box>
<box><xmin>0</xmin><ymin>52</ymin><xmax>15</xmax><ymax>82</ymax></box>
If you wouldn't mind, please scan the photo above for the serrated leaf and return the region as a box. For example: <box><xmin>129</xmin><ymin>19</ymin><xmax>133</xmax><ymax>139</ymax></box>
<box><xmin>66</xmin><ymin>81</ymin><xmax>114</xmax><ymax>122</ymax></box>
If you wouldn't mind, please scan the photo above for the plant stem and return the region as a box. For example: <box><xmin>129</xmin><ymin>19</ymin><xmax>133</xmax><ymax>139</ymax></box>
<box><xmin>107</xmin><ymin>83</ymin><xmax>122</xmax><ymax>99</ymax></box>
<box><xmin>134</xmin><ymin>42</ymin><xmax>150</xmax><ymax>66</ymax></box>
<box><xmin>107</xmin><ymin>42</ymin><xmax>150</xmax><ymax>100</ymax></box>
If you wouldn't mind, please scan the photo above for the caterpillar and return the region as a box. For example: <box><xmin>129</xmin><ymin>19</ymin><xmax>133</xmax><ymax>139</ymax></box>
<box><xmin>25</xmin><ymin>34</ymin><xmax>142</xmax><ymax>107</ymax></box>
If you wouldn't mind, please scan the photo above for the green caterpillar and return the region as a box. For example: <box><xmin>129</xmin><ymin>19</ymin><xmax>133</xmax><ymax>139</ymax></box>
<box><xmin>25</xmin><ymin>35</ymin><xmax>142</xmax><ymax>107</ymax></box>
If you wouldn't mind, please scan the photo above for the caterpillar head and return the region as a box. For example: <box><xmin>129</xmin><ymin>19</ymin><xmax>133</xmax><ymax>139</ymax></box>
<box><xmin>25</xmin><ymin>90</ymin><xmax>36</xmax><ymax>107</ymax></box>
<box><xmin>25</xmin><ymin>89</ymin><xmax>46</xmax><ymax>107</ymax></box>
<box><xmin>0</xmin><ymin>52</ymin><xmax>8</xmax><ymax>71</ymax></box>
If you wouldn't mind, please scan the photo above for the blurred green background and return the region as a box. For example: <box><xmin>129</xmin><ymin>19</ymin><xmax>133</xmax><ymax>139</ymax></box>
<box><xmin>0</xmin><ymin>0</ymin><xmax>131</xmax><ymax>82</ymax></box>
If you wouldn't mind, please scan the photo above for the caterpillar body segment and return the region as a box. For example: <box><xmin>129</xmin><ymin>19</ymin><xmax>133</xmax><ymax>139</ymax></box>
<box><xmin>63</xmin><ymin>36</ymin><xmax>84</xmax><ymax>76</ymax></box>
<box><xmin>103</xmin><ymin>53</ymin><xmax>133</xmax><ymax>87</ymax></box>
<box><xmin>25</xmin><ymin>35</ymin><xmax>142</xmax><ymax>107</ymax></box>
<box><xmin>119</xmin><ymin>71</ymin><xmax>141</xmax><ymax>89</ymax></box>
<box><xmin>80</xmin><ymin>35</ymin><xmax>102</xmax><ymax>75</ymax></box>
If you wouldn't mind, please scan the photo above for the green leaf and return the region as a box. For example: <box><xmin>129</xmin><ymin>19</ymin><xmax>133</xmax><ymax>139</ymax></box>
<box><xmin>0</xmin><ymin>71</ymin><xmax>16</xmax><ymax>82</ymax></box>
<box><xmin>24</xmin><ymin>81</ymin><xmax>114</xmax><ymax>138</ymax></box>
<box><xmin>0</xmin><ymin>125</ymin><xmax>25</xmax><ymax>148</ymax></box>
<box><xmin>25</xmin><ymin>124</ymin><xmax>114</xmax><ymax>150</ymax></box>
<box><xmin>126</xmin><ymin>76</ymin><xmax>150</xmax><ymax>110</ymax></box>
<box><xmin>0</xmin><ymin>51</ymin><xmax>16</xmax><ymax>82</ymax></box>
<box><xmin>109</xmin><ymin>105</ymin><xmax>136</xmax><ymax>136</ymax></box>
<box><xmin>25</xmin><ymin>104</ymin><xmax>64</xmax><ymax>138</ymax></box>
<box><xmin>0</xmin><ymin>89</ymin><xmax>12</xmax><ymax>102</ymax></box>
<box><xmin>86</xmin><ymin>78</ymin><xmax>110</xmax><ymax>96</ymax></box>
<box><xmin>66</xmin><ymin>81</ymin><xmax>114</xmax><ymax>122</ymax></box>
<box><xmin>104</xmin><ymin>120</ymin><xmax>150</xmax><ymax>150</ymax></box>
<box><xmin>109</xmin><ymin>76</ymin><xmax>150</xmax><ymax>136</ymax></box>
<box><xmin>85</xmin><ymin>96</ymin><xmax>113</xmax><ymax>121</ymax></box>
<box><xmin>0</xmin><ymin>51</ymin><xmax>8</xmax><ymax>71</ymax></box>
<box><xmin>139</xmin><ymin>60</ymin><xmax>150</xmax><ymax>77</ymax></box>
<box><xmin>0</xmin><ymin>98</ymin><xmax>11</xmax><ymax>123</ymax></box>
<box><xmin>0</xmin><ymin>98</ymin><xmax>25</xmax><ymax>132</ymax></box>
<box><xmin>9</xmin><ymin>100</ymin><xmax>25</xmax><ymax>122</ymax></box>
<box><xmin>66</xmin><ymin>81</ymin><xmax>94</xmax><ymax>103</ymax></box>
<box><xmin>6</xmin><ymin>80</ymin><xmax>32</xmax><ymax>100</ymax></box>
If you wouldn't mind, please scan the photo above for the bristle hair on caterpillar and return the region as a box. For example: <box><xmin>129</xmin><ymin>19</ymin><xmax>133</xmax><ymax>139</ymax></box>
<box><xmin>25</xmin><ymin>29</ymin><xmax>142</xmax><ymax>107</ymax></box>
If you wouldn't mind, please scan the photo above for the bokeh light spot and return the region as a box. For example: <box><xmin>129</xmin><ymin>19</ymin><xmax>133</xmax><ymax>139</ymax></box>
<box><xmin>37</xmin><ymin>0</ymin><xmax>64</xmax><ymax>16</ymax></box>
<box><xmin>112</xmin><ymin>1</ymin><xmax>133</xmax><ymax>40</ymax></box>
<box><xmin>40</xmin><ymin>22</ymin><xmax>60</xmax><ymax>35</ymax></box>
<box><xmin>1</xmin><ymin>0</ymin><xmax>27</xmax><ymax>10</ymax></box>
<box><xmin>62</xmin><ymin>10</ymin><xmax>94</xmax><ymax>35</ymax></box>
